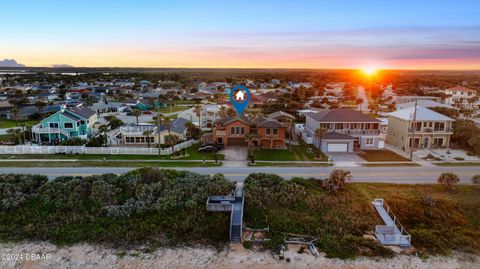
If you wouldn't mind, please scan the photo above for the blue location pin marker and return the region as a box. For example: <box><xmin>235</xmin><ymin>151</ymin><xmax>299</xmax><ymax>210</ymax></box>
<box><xmin>229</xmin><ymin>85</ymin><xmax>251</xmax><ymax>115</ymax></box>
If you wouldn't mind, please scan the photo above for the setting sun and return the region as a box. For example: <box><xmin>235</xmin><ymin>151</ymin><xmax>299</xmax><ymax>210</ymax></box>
<box><xmin>361</xmin><ymin>67</ymin><xmax>379</xmax><ymax>76</ymax></box>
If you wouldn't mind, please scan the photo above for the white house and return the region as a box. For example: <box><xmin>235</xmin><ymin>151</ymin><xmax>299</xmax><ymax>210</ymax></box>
<box><xmin>442</xmin><ymin>86</ymin><xmax>478</xmax><ymax>110</ymax></box>
<box><xmin>177</xmin><ymin>104</ymin><xmax>227</xmax><ymax>128</ymax></box>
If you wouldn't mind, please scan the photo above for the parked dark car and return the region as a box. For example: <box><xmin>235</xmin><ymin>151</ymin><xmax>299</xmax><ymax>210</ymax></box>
<box><xmin>201</xmin><ymin>143</ymin><xmax>224</xmax><ymax>150</ymax></box>
<box><xmin>198</xmin><ymin>145</ymin><xmax>218</xmax><ymax>153</ymax></box>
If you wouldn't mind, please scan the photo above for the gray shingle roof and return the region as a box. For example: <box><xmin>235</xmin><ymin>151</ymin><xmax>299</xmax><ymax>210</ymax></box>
<box><xmin>61</xmin><ymin>111</ymin><xmax>82</xmax><ymax>121</ymax></box>
<box><xmin>305</xmin><ymin>109</ymin><xmax>380</xmax><ymax>123</ymax></box>
<box><xmin>215</xmin><ymin>115</ymin><xmax>253</xmax><ymax>126</ymax></box>
<box><xmin>257</xmin><ymin>116</ymin><xmax>285</xmax><ymax>128</ymax></box>
<box><xmin>67</xmin><ymin>107</ymin><xmax>96</xmax><ymax>119</ymax></box>
<box><xmin>322</xmin><ymin>132</ymin><xmax>355</xmax><ymax>140</ymax></box>
<box><xmin>267</xmin><ymin>111</ymin><xmax>295</xmax><ymax>120</ymax></box>
<box><xmin>170</xmin><ymin>118</ymin><xmax>189</xmax><ymax>133</ymax></box>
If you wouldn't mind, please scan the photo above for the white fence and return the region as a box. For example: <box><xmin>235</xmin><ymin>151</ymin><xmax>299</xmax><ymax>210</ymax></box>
<box><xmin>0</xmin><ymin>139</ymin><xmax>198</xmax><ymax>156</ymax></box>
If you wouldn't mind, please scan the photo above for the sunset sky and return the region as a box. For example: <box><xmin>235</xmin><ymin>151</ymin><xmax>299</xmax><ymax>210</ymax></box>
<box><xmin>1</xmin><ymin>0</ymin><xmax>480</xmax><ymax>69</ymax></box>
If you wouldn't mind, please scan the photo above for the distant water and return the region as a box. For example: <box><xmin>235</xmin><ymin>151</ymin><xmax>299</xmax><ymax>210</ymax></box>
<box><xmin>0</xmin><ymin>70</ymin><xmax>83</xmax><ymax>75</ymax></box>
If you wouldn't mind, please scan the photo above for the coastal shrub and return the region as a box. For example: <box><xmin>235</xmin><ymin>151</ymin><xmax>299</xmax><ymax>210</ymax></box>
<box><xmin>322</xmin><ymin>169</ymin><xmax>352</xmax><ymax>192</ymax></box>
<box><xmin>244</xmin><ymin>173</ymin><xmax>306</xmax><ymax>209</ymax></box>
<box><xmin>244</xmin><ymin>175</ymin><xmax>388</xmax><ymax>259</ymax></box>
<box><xmin>437</xmin><ymin>173</ymin><xmax>460</xmax><ymax>190</ymax></box>
<box><xmin>472</xmin><ymin>175</ymin><xmax>480</xmax><ymax>186</ymax></box>
<box><xmin>244</xmin><ymin>176</ymin><xmax>480</xmax><ymax>258</ymax></box>
<box><xmin>0</xmin><ymin>174</ymin><xmax>48</xmax><ymax>210</ymax></box>
<box><xmin>0</xmin><ymin>169</ymin><xmax>234</xmax><ymax>247</ymax></box>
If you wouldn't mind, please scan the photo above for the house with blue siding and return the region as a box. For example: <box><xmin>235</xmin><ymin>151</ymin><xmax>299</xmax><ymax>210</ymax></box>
<box><xmin>32</xmin><ymin>106</ymin><xmax>97</xmax><ymax>143</ymax></box>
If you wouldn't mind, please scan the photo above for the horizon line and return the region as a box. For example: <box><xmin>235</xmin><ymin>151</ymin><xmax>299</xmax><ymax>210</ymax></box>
<box><xmin>1</xmin><ymin>66</ymin><xmax>480</xmax><ymax>72</ymax></box>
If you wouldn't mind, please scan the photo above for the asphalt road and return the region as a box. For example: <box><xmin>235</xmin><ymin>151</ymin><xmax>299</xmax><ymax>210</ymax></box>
<box><xmin>357</xmin><ymin>85</ymin><xmax>369</xmax><ymax>112</ymax></box>
<box><xmin>0</xmin><ymin>166</ymin><xmax>478</xmax><ymax>183</ymax></box>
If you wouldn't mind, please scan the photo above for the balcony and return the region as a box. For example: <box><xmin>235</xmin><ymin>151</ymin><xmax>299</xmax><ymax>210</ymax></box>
<box><xmin>215</xmin><ymin>130</ymin><xmax>227</xmax><ymax>136</ymax></box>
<box><xmin>330</xmin><ymin>129</ymin><xmax>380</xmax><ymax>136</ymax></box>
<box><xmin>408</xmin><ymin>128</ymin><xmax>452</xmax><ymax>133</ymax></box>
<box><xmin>32</xmin><ymin>125</ymin><xmax>71</xmax><ymax>138</ymax></box>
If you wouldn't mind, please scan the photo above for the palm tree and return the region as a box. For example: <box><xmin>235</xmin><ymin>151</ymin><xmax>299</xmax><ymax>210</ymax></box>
<box><xmin>218</xmin><ymin>105</ymin><xmax>228</xmax><ymax>117</ymax></box>
<box><xmin>168</xmin><ymin>97</ymin><xmax>173</xmax><ymax>113</ymax></box>
<box><xmin>468</xmin><ymin>96</ymin><xmax>478</xmax><ymax>109</ymax></box>
<box><xmin>35</xmin><ymin>101</ymin><xmax>47</xmax><ymax>118</ymax></box>
<box><xmin>156</xmin><ymin>113</ymin><xmax>163</xmax><ymax>156</ymax></box>
<box><xmin>184</xmin><ymin>121</ymin><xmax>196</xmax><ymax>139</ymax></box>
<box><xmin>163</xmin><ymin>117</ymin><xmax>176</xmax><ymax>154</ymax></box>
<box><xmin>6</xmin><ymin>128</ymin><xmax>22</xmax><ymax>144</ymax></box>
<box><xmin>284</xmin><ymin>118</ymin><xmax>294</xmax><ymax>151</ymax></box>
<box><xmin>132</xmin><ymin>109</ymin><xmax>141</xmax><ymax>125</ymax></box>
<box><xmin>314</xmin><ymin>128</ymin><xmax>327</xmax><ymax>158</ymax></box>
<box><xmin>143</xmin><ymin>129</ymin><xmax>153</xmax><ymax>148</ymax></box>
<box><xmin>20</xmin><ymin>123</ymin><xmax>27</xmax><ymax>144</ymax></box>
<box><xmin>98</xmin><ymin>124</ymin><xmax>109</xmax><ymax>146</ymax></box>
<box><xmin>249</xmin><ymin>109</ymin><xmax>262</xmax><ymax>126</ymax></box>
<box><xmin>24</xmin><ymin>124</ymin><xmax>32</xmax><ymax>142</ymax></box>
<box><xmin>10</xmin><ymin>106</ymin><xmax>20</xmax><ymax>127</ymax></box>
<box><xmin>193</xmin><ymin>104</ymin><xmax>202</xmax><ymax>130</ymax></box>
<box><xmin>246</xmin><ymin>133</ymin><xmax>258</xmax><ymax>150</ymax></box>
<box><xmin>323</xmin><ymin>169</ymin><xmax>352</xmax><ymax>192</ymax></box>
<box><xmin>226</xmin><ymin>107</ymin><xmax>235</xmax><ymax>117</ymax></box>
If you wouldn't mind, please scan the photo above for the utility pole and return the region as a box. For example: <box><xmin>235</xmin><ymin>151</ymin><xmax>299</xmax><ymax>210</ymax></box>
<box><xmin>409</xmin><ymin>99</ymin><xmax>418</xmax><ymax>161</ymax></box>
<box><xmin>157</xmin><ymin>95</ymin><xmax>162</xmax><ymax>157</ymax></box>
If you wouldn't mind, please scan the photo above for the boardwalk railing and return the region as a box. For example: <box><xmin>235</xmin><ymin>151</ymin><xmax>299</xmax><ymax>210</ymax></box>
<box><xmin>373</xmin><ymin>198</ymin><xmax>411</xmax><ymax>247</ymax></box>
<box><xmin>0</xmin><ymin>139</ymin><xmax>198</xmax><ymax>156</ymax></box>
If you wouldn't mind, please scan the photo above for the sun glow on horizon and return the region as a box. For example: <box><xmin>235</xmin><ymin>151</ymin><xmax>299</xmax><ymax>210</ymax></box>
<box><xmin>360</xmin><ymin>66</ymin><xmax>380</xmax><ymax>76</ymax></box>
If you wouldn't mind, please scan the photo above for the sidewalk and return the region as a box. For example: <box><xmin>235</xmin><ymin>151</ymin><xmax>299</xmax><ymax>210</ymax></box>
<box><xmin>384</xmin><ymin>144</ymin><xmax>435</xmax><ymax>167</ymax></box>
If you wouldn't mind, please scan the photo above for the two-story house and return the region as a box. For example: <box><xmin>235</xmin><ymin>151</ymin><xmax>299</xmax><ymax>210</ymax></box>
<box><xmin>442</xmin><ymin>86</ymin><xmax>478</xmax><ymax>110</ymax></box>
<box><xmin>108</xmin><ymin>118</ymin><xmax>189</xmax><ymax>147</ymax></box>
<box><xmin>210</xmin><ymin>114</ymin><xmax>286</xmax><ymax>148</ymax></box>
<box><xmin>256</xmin><ymin>117</ymin><xmax>287</xmax><ymax>148</ymax></box>
<box><xmin>387</xmin><ymin>107</ymin><xmax>454</xmax><ymax>151</ymax></box>
<box><xmin>211</xmin><ymin>116</ymin><xmax>253</xmax><ymax>146</ymax></box>
<box><xmin>32</xmin><ymin>106</ymin><xmax>97</xmax><ymax>143</ymax></box>
<box><xmin>178</xmin><ymin>104</ymin><xmax>227</xmax><ymax>128</ymax></box>
<box><xmin>302</xmin><ymin>109</ymin><xmax>382</xmax><ymax>153</ymax></box>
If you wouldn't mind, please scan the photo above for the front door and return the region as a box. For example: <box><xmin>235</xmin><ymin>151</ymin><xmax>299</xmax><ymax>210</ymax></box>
<box><xmin>423</xmin><ymin>137</ymin><xmax>429</xmax><ymax>148</ymax></box>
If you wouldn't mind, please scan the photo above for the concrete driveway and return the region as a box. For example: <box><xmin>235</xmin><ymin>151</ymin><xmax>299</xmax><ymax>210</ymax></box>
<box><xmin>219</xmin><ymin>147</ymin><xmax>248</xmax><ymax>161</ymax></box>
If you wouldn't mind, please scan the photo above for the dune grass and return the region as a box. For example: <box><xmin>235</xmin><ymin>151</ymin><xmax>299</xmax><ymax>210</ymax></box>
<box><xmin>244</xmin><ymin>174</ymin><xmax>480</xmax><ymax>258</ymax></box>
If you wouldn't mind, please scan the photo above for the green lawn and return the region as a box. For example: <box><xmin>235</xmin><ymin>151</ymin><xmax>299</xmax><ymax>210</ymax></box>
<box><xmin>252</xmin><ymin>142</ymin><xmax>327</xmax><ymax>161</ymax></box>
<box><xmin>357</xmin><ymin>150</ymin><xmax>410</xmax><ymax>162</ymax></box>
<box><xmin>250</xmin><ymin>162</ymin><xmax>332</xmax><ymax>167</ymax></box>
<box><xmin>173</xmin><ymin>100</ymin><xmax>197</xmax><ymax>105</ymax></box>
<box><xmin>435</xmin><ymin>162</ymin><xmax>480</xmax><ymax>166</ymax></box>
<box><xmin>0</xmin><ymin>144</ymin><xmax>224</xmax><ymax>161</ymax></box>
<box><xmin>0</xmin><ymin>134</ymin><xmax>15</xmax><ymax>142</ymax></box>
<box><xmin>362</xmin><ymin>163</ymin><xmax>421</xmax><ymax>167</ymax></box>
<box><xmin>0</xmin><ymin>160</ymin><xmax>221</xmax><ymax>167</ymax></box>
<box><xmin>0</xmin><ymin>119</ymin><xmax>39</xmax><ymax>128</ymax></box>
<box><xmin>171</xmin><ymin>143</ymin><xmax>225</xmax><ymax>160</ymax></box>
<box><xmin>157</xmin><ymin>106</ymin><xmax>188</xmax><ymax>113</ymax></box>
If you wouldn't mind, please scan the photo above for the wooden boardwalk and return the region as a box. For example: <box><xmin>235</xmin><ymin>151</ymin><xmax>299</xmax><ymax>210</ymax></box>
<box><xmin>372</xmin><ymin>198</ymin><xmax>411</xmax><ymax>247</ymax></box>
<box><xmin>206</xmin><ymin>182</ymin><xmax>244</xmax><ymax>243</ymax></box>
<box><xmin>230</xmin><ymin>183</ymin><xmax>244</xmax><ymax>243</ymax></box>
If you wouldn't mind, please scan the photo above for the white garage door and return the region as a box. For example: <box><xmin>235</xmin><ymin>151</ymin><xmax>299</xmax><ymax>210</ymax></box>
<box><xmin>327</xmin><ymin>143</ymin><xmax>348</xmax><ymax>152</ymax></box>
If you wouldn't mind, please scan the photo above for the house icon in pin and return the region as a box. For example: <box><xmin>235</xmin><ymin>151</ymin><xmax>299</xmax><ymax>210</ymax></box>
<box><xmin>235</xmin><ymin>90</ymin><xmax>245</xmax><ymax>101</ymax></box>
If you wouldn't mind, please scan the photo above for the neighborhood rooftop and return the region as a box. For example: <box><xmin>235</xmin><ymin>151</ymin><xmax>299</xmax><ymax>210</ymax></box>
<box><xmin>388</xmin><ymin>106</ymin><xmax>455</xmax><ymax>121</ymax></box>
<box><xmin>304</xmin><ymin>109</ymin><xmax>381</xmax><ymax>122</ymax></box>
